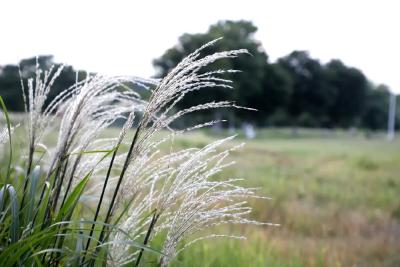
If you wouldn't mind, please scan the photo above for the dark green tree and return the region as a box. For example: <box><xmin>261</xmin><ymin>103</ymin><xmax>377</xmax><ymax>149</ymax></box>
<box><xmin>262</xmin><ymin>63</ymin><xmax>293</xmax><ymax>125</ymax></box>
<box><xmin>153</xmin><ymin>20</ymin><xmax>292</xmax><ymax>126</ymax></box>
<box><xmin>0</xmin><ymin>65</ymin><xmax>24</xmax><ymax>111</ymax></box>
<box><xmin>361</xmin><ymin>84</ymin><xmax>390</xmax><ymax>130</ymax></box>
<box><xmin>278</xmin><ymin>51</ymin><xmax>334</xmax><ymax>127</ymax></box>
<box><xmin>325</xmin><ymin>59</ymin><xmax>368</xmax><ymax>127</ymax></box>
<box><xmin>0</xmin><ymin>56</ymin><xmax>79</xmax><ymax>111</ymax></box>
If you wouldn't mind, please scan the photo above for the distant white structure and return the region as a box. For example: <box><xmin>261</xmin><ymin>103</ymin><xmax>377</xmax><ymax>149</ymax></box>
<box><xmin>228</xmin><ymin>123</ymin><xmax>236</xmax><ymax>135</ymax></box>
<box><xmin>228</xmin><ymin>113</ymin><xmax>236</xmax><ymax>135</ymax></box>
<box><xmin>212</xmin><ymin>113</ymin><xmax>223</xmax><ymax>134</ymax></box>
<box><xmin>242</xmin><ymin>122</ymin><xmax>256</xmax><ymax>139</ymax></box>
<box><xmin>387</xmin><ymin>93</ymin><xmax>396</xmax><ymax>140</ymax></box>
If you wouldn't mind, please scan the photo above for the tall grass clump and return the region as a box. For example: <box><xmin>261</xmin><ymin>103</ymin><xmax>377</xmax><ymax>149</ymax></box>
<box><xmin>0</xmin><ymin>39</ymin><xmax>271</xmax><ymax>266</ymax></box>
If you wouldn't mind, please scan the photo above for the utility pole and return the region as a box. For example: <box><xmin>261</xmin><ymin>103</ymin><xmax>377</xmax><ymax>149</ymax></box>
<box><xmin>387</xmin><ymin>92</ymin><xmax>396</xmax><ymax>140</ymax></box>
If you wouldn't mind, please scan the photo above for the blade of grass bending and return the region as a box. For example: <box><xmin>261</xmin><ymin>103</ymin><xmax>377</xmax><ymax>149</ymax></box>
<box><xmin>60</xmin><ymin>148</ymin><xmax>115</xmax><ymax>210</ymax></box>
<box><xmin>50</xmin><ymin>156</ymin><xmax>69</xmax><ymax>214</ymax></box>
<box><xmin>56</xmin><ymin>173</ymin><xmax>90</xmax><ymax>222</ymax></box>
<box><xmin>0</xmin><ymin>185</ymin><xmax>19</xmax><ymax>243</ymax></box>
<box><xmin>69</xmin><ymin>149</ymin><xmax>114</xmax><ymax>155</ymax></box>
<box><xmin>59</xmin><ymin>161</ymin><xmax>77</xmax><ymax>210</ymax></box>
<box><xmin>0</xmin><ymin>185</ymin><xmax>20</xmax><ymax>243</ymax></box>
<box><xmin>33</xmin><ymin>181</ymin><xmax>51</xmax><ymax>230</ymax></box>
<box><xmin>0</xmin><ymin>96</ymin><xmax>13</xmax><ymax>185</ymax></box>
<box><xmin>30</xmin><ymin>248</ymin><xmax>65</xmax><ymax>258</ymax></box>
<box><xmin>27</xmin><ymin>166</ymin><xmax>41</xmax><ymax>224</ymax></box>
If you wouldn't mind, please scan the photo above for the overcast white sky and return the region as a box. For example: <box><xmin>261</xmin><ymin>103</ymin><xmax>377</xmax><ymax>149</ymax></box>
<box><xmin>1</xmin><ymin>0</ymin><xmax>399</xmax><ymax>92</ymax></box>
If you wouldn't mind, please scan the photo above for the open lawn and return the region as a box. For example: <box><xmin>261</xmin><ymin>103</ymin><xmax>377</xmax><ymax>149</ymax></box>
<box><xmin>161</xmin><ymin>129</ymin><xmax>400</xmax><ymax>267</ymax></box>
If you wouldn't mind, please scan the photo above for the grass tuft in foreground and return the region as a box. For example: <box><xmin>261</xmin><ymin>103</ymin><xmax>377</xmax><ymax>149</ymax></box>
<box><xmin>0</xmin><ymin>39</ymin><xmax>268</xmax><ymax>266</ymax></box>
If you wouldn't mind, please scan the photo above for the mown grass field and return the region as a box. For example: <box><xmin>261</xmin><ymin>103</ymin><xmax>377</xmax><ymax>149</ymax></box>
<box><xmin>161</xmin><ymin>129</ymin><xmax>400</xmax><ymax>267</ymax></box>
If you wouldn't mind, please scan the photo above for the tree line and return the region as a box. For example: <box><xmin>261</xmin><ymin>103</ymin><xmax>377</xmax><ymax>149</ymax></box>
<box><xmin>153</xmin><ymin>20</ymin><xmax>399</xmax><ymax>130</ymax></box>
<box><xmin>1</xmin><ymin>20</ymin><xmax>399</xmax><ymax>130</ymax></box>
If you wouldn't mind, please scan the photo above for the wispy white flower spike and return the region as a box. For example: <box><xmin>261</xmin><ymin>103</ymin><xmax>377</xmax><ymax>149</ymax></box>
<box><xmin>16</xmin><ymin>39</ymin><xmax>267</xmax><ymax>267</ymax></box>
<box><xmin>107</xmin><ymin>39</ymin><xmax>267</xmax><ymax>266</ymax></box>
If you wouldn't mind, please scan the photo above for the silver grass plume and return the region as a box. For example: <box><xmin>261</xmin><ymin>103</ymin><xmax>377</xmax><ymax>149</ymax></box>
<box><xmin>116</xmin><ymin>38</ymin><xmax>254</xmax><ymax>206</ymax></box>
<box><xmin>16</xmin><ymin>38</ymin><xmax>270</xmax><ymax>266</ymax></box>
<box><xmin>45</xmin><ymin>75</ymin><xmax>155</xmax><ymax>222</ymax></box>
<box><xmin>107</xmin><ymin>39</ymin><xmax>269</xmax><ymax>266</ymax></box>
<box><xmin>47</xmin><ymin>74</ymin><xmax>149</xmax><ymax>179</ymax></box>
<box><xmin>20</xmin><ymin>64</ymin><xmax>157</xmax><ymax>219</ymax></box>
<box><xmin>20</xmin><ymin>59</ymin><xmax>65</xmax><ymax>174</ymax></box>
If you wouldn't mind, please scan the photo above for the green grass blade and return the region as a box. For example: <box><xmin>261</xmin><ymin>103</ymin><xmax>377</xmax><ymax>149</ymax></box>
<box><xmin>35</xmin><ymin>182</ymin><xmax>51</xmax><ymax>230</ymax></box>
<box><xmin>7</xmin><ymin>185</ymin><xmax>19</xmax><ymax>243</ymax></box>
<box><xmin>0</xmin><ymin>185</ymin><xmax>20</xmax><ymax>243</ymax></box>
<box><xmin>0</xmin><ymin>96</ymin><xmax>13</xmax><ymax>183</ymax></box>
<box><xmin>0</xmin><ymin>229</ymin><xmax>57</xmax><ymax>265</ymax></box>
<box><xmin>30</xmin><ymin>248</ymin><xmax>65</xmax><ymax>258</ymax></box>
<box><xmin>68</xmin><ymin>149</ymin><xmax>114</xmax><ymax>156</ymax></box>
<box><xmin>0</xmin><ymin>185</ymin><xmax>5</xmax><ymax>211</ymax></box>
<box><xmin>27</xmin><ymin>166</ymin><xmax>41</xmax><ymax>223</ymax></box>
<box><xmin>56</xmin><ymin>173</ymin><xmax>90</xmax><ymax>221</ymax></box>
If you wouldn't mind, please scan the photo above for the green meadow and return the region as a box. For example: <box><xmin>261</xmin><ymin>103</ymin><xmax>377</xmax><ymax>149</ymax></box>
<box><xmin>162</xmin><ymin>129</ymin><xmax>400</xmax><ymax>267</ymax></box>
<box><xmin>2</xmin><ymin>127</ymin><xmax>400</xmax><ymax>266</ymax></box>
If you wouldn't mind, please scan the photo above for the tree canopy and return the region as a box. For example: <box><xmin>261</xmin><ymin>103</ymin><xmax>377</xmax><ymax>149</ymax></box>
<box><xmin>0</xmin><ymin>55</ymin><xmax>82</xmax><ymax>113</ymax></box>
<box><xmin>153</xmin><ymin>20</ymin><xmax>293</xmax><ymax>126</ymax></box>
<box><xmin>153</xmin><ymin>20</ymin><xmax>397</xmax><ymax>129</ymax></box>
<box><xmin>0</xmin><ymin>20</ymin><xmax>398</xmax><ymax>130</ymax></box>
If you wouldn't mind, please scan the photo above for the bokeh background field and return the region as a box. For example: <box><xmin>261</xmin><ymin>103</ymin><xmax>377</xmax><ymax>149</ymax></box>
<box><xmin>154</xmin><ymin>129</ymin><xmax>400</xmax><ymax>267</ymax></box>
<box><xmin>3</xmin><ymin>119</ymin><xmax>400</xmax><ymax>266</ymax></box>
